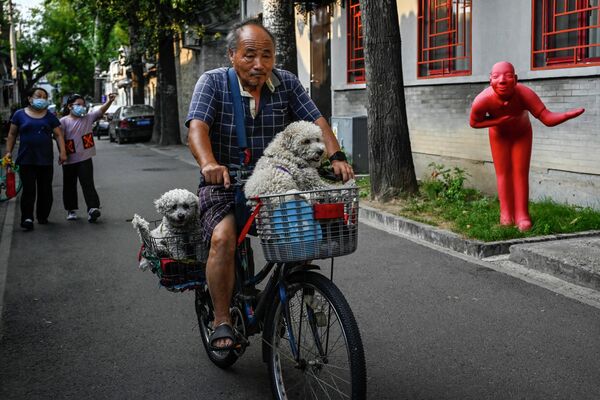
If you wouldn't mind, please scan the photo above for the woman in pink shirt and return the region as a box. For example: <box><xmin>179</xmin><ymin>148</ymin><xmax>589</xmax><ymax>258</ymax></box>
<box><xmin>60</xmin><ymin>93</ymin><xmax>116</xmax><ymax>222</ymax></box>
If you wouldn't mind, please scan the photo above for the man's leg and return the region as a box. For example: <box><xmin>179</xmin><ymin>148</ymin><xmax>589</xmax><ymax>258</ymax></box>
<box><xmin>206</xmin><ymin>213</ymin><xmax>236</xmax><ymax>348</ymax></box>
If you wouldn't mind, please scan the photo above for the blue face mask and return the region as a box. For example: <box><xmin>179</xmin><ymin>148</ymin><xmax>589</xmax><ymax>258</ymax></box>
<box><xmin>31</xmin><ymin>98</ymin><xmax>49</xmax><ymax>110</ymax></box>
<box><xmin>72</xmin><ymin>104</ymin><xmax>87</xmax><ymax>117</ymax></box>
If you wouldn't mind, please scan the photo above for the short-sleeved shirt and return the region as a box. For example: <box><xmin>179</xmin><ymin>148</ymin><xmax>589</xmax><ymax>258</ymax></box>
<box><xmin>11</xmin><ymin>109</ymin><xmax>61</xmax><ymax>166</ymax></box>
<box><xmin>60</xmin><ymin>109</ymin><xmax>103</xmax><ymax>165</ymax></box>
<box><xmin>185</xmin><ymin>67</ymin><xmax>321</xmax><ymax>166</ymax></box>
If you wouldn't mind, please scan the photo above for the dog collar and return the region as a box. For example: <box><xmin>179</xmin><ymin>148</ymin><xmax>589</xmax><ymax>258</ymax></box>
<box><xmin>275</xmin><ymin>165</ymin><xmax>292</xmax><ymax>175</ymax></box>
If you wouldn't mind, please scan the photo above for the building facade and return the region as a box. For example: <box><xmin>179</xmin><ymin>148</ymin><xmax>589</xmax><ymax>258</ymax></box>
<box><xmin>175</xmin><ymin>0</ymin><xmax>599</xmax><ymax>208</ymax></box>
<box><xmin>326</xmin><ymin>0</ymin><xmax>600</xmax><ymax>209</ymax></box>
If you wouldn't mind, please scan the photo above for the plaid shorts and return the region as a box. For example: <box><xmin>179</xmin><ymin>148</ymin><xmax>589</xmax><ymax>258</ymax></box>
<box><xmin>197</xmin><ymin>185</ymin><xmax>235</xmax><ymax>243</ymax></box>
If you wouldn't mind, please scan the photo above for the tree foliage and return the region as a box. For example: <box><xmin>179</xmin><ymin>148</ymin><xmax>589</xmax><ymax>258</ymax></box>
<box><xmin>96</xmin><ymin>0</ymin><xmax>238</xmax><ymax>144</ymax></box>
<box><xmin>14</xmin><ymin>0</ymin><xmax>125</xmax><ymax>100</ymax></box>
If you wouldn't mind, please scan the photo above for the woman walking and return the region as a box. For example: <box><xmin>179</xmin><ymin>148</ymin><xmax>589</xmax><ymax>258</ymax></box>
<box><xmin>3</xmin><ymin>87</ymin><xmax>67</xmax><ymax>230</ymax></box>
<box><xmin>60</xmin><ymin>93</ymin><xmax>116</xmax><ymax>222</ymax></box>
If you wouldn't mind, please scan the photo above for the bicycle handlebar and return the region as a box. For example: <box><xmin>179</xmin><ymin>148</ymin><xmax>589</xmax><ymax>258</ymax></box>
<box><xmin>202</xmin><ymin>164</ymin><xmax>343</xmax><ymax>188</ymax></box>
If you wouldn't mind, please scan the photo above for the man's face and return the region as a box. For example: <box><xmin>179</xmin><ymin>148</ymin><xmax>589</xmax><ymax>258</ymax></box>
<box><xmin>490</xmin><ymin>62</ymin><xmax>517</xmax><ymax>98</ymax></box>
<box><xmin>229</xmin><ymin>25</ymin><xmax>275</xmax><ymax>91</ymax></box>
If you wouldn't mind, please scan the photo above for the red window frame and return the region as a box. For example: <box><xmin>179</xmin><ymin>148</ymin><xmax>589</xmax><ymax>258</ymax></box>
<box><xmin>532</xmin><ymin>0</ymin><xmax>600</xmax><ymax>69</ymax></box>
<box><xmin>347</xmin><ymin>0</ymin><xmax>366</xmax><ymax>84</ymax></box>
<box><xmin>417</xmin><ymin>0</ymin><xmax>472</xmax><ymax>78</ymax></box>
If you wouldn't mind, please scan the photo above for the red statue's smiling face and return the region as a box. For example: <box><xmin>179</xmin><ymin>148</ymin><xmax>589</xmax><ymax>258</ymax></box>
<box><xmin>490</xmin><ymin>61</ymin><xmax>517</xmax><ymax>100</ymax></box>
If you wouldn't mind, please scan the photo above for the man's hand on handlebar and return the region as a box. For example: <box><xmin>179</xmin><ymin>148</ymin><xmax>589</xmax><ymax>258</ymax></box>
<box><xmin>331</xmin><ymin>160</ymin><xmax>354</xmax><ymax>183</ymax></box>
<box><xmin>201</xmin><ymin>163</ymin><xmax>231</xmax><ymax>189</ymax></box>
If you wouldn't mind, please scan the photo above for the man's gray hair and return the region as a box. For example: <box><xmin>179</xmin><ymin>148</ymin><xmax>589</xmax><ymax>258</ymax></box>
<box><xmin>226</xmin><ymin>18</ymin><xmax>276</xmax><ymax>53</ymax></box>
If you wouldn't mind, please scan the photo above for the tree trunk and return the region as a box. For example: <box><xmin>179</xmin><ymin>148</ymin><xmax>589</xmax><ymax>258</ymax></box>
<box><xmin>151</xmin><ymin>88</ymin><xmax>161</xmax><ymax>142</ymax></box>
<box><xmin>153</xmin><ymin>27</ymin><xmax>180</xmax><ymax>145</ymax></box>
<box><xmin>359</xmin><ymin>0</ymin><xmax>418</xmax><ymax>201</ymax></box>
<box><xmin>262</xmin><ymin>0</ymin><xmax>298</xmax><ymax>74</ymax></box>
<box><xmin>128</xmin><ymin>22</ymin><xmax>146</xmax><ymax>104</ymax></box>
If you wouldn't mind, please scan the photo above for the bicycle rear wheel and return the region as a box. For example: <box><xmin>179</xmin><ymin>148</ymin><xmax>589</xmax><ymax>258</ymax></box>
<box><xmin>263</xmin><ymin>271</ymin><xmax>366</xmax><ymax>400</ymax></box>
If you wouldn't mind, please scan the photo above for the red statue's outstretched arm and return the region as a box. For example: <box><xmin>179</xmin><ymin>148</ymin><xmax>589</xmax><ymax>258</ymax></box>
<box><xmin>537</xmin><ymin>108</ymin><xmax>585</xmax><ymax>127</ymax></box>
<box><xmin>519</xmin><ymin>84</ymin><xmax>585</xmax><ymax>126</ymax></box>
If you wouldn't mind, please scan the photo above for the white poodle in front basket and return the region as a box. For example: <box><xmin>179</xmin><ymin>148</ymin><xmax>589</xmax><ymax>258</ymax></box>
<box><xmin>244</xmin><ymin>121</ymin><xmax>352</xmax><ymax>198</ymax></box>
<box><xmin>132</xmin><ymin>188</ymin><xmax>201</xmax><ymax>269</ymax></box>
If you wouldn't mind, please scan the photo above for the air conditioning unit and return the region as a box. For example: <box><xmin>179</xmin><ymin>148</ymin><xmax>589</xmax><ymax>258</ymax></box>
<box><xmin>330</xmin><ymin>115</ymin><xmax>369</xmax><ymax>174</ymax></box>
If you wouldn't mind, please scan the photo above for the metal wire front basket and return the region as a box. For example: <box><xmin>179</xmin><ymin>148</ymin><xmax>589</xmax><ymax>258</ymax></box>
<box><xmin>140</xmin><ymin>221</ymin><xmax>210</xmax><ymax>291</ymax></box>
<box><xmin>251</xmin><ymin>187</ymin><xmax>359</xmax><ymax>263</ymax></box>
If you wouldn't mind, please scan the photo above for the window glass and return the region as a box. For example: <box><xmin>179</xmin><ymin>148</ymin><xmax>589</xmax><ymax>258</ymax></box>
<box><xmin>418</xmin><ymin>0</ymin><xmax>472</xmax><ymax>78</ymax></box>
<box><xmin>347</xmin><ymin>0</ymin><xmax>366</xmax><ymax>83</ymax></box>
<box><xmin>122</xmin><ymin>105</ymin><xmax>154</xmax><ymax>118</ymax></box>
<box><xmin>533</xmin><ymin>0</ymin><xmax>600</xmax><ymax>68</ymax></box>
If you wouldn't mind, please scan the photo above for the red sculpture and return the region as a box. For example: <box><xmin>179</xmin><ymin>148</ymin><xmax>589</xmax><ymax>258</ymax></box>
<box><xmin>470</xmin><ymin>61</ymin><xmax>584</xmax><ymax>231</ymax></box>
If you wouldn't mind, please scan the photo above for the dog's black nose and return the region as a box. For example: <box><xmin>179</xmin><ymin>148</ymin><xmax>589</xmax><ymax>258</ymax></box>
<box><xmin>177</xmin><ymin>213</ymin><xmax>185</xmax><ymax>220</ymax></box>
<box><xmin>316</xmin><ymin>148</ymin><xmax>324</xmax><ymax>156</ymax></box>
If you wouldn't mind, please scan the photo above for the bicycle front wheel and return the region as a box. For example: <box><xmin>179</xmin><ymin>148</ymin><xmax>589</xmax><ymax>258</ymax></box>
<box><xmin>263</xmin><ymin>271</ymin><xmax>366</xmax><ymax>400</ymax></box>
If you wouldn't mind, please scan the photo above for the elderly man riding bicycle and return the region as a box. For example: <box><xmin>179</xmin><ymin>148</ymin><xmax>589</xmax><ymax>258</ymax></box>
<box><xmin>185</xmin><ymin>19</ymin><xmax>354</xmax><ymax>350</ymax></box>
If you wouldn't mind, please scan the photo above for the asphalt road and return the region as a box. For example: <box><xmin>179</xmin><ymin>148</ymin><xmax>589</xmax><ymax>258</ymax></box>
<box><xmin>1</xmin><ymin>139</ymin><xmax>599</xmax><ymax>400</ymax></box>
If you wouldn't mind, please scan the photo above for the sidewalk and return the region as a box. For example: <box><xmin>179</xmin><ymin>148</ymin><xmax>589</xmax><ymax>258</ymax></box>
<box><xmin>360</xmin><ymin>205</ymin><xmax>600</xmax><ymax>291</ymax></box>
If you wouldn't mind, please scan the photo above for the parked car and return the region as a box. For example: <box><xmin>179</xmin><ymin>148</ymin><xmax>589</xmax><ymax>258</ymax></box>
<box><xmin>108</xmin><ymin>105</ymin><xmax>154</xmax><ymax>144</ymax></box>
<box><xmin>91</xmin><ymin>104</ymin><xmax>119</xmax><ymax>139</ymax></box>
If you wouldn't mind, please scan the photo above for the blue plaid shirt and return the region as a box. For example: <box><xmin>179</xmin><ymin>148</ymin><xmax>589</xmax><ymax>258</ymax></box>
<box><xmin>185</xmin><ymin>67</ymin><xmax>322</xmax><ymax>166</ymax></box>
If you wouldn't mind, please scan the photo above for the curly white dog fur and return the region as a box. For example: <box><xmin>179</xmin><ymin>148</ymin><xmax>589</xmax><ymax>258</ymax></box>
<box><xmin>132</xmin><ymin>188</ymin><xmax>201</xmax><ymax>268</ymax></box>
<box><xmin>245</xmin><ymin>121</ymin><xmax>347</xmax><ymax>198</ymax></box>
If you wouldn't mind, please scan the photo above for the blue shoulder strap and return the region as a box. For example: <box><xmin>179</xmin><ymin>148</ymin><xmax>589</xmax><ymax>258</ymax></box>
<box><xmin>227</xmin><ymin>67</ymin><xmax>250</xmax><ymax>166</ymax></box>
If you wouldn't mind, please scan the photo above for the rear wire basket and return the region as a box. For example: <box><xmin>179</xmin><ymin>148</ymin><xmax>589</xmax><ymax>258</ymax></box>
<box><xmin>252</xmin><ymin>187</ymin><xmax>359</xmax><ymax>263</ymax></box>
<box><xmin>140</xmin><ymin>220</ymin><xmax>209</xmax><ymax>292</ymax></box>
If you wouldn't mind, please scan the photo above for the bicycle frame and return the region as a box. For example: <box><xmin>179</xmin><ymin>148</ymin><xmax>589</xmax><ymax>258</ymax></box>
<box><xmin>232</xmin><ymin>186</ymin><xmax>330</xmax><ymax>364</ymax></box>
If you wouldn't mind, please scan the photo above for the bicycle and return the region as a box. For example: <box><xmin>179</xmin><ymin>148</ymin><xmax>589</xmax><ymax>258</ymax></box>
<box><xmin>140</xmin><ymin>168</ymin><xmax>366</xmax><ymax>399</ymax></box>
<box><xmin>0</xmin><ymin>156</ymin><xmax>21</xmax><ymax>202</ymax></box>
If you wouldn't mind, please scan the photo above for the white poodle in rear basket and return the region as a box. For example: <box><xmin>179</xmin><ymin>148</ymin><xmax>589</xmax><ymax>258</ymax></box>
<box><xmin>132</xmin><ymin>188</ymin><xmax>201</xmax><ymax>269</ymax></box>
<box><xmin>244</xmin><ymin>121</ymin><xmax>353</xmax><ymax>198</ymax></box>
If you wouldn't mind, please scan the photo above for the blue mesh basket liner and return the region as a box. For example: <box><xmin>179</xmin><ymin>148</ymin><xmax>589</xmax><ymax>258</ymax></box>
<box><xmin>271</xmin><ymin>199</ymin><xmax>323</xmax><ymax>259</ymax></box>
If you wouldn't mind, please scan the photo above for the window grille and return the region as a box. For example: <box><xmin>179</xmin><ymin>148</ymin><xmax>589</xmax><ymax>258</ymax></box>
<box><xmin>532</xmin><ymin>0</ymin><xmax>600</xmax><ymax>68</ymax></box>
<box><xmin>347</xmin><ymin>0</ymin><xmax>366</xmax><ymax>83</ymax></box>
<box><xmin>417</xmin><ymin>0</ymin><xmax>472</xmax><ymax>78</ymax></box>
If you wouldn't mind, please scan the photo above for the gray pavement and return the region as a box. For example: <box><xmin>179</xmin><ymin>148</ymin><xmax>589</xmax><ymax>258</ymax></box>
<box><xmin>1</xmin><ymin>140</ymin><xmax>600</xmax><ymax>399</ymax></box>
<box><xmin>2</xmin><ymin>141</ymin><xmax>597</xmax><ymax>319</ymax></box>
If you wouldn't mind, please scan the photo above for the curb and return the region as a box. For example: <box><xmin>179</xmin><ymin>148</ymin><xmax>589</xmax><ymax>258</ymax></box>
<box><xmin>359</xmin><ymin>205</ymin><xmax>600</xmax><ymax>259</ymax></box>
<box><xmin>509</xmin><ymin>239</ymin><xmax>600</xmax><ymax>290</ymax></box>
<box><xmin>0</xmin><ymin>199</ymin><xmax>16</xmax><ymax>340</ymax></box>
